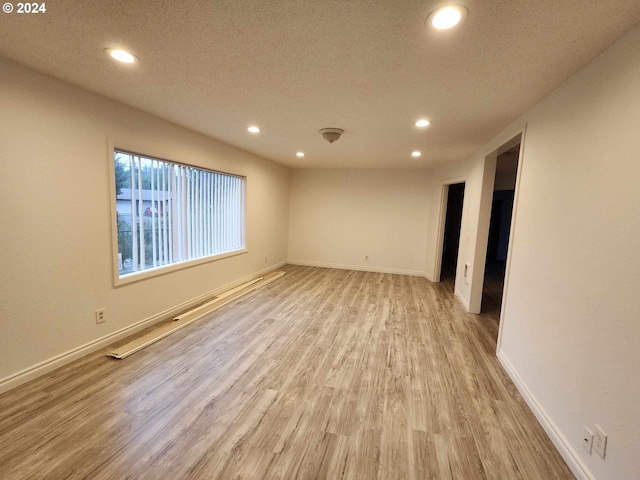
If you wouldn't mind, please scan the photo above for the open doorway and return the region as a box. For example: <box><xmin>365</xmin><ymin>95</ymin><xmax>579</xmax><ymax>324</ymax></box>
<box><xmin>482</xmin><ymin>144</ymin><xmax>519</xmax><ymax>318</ymax></box>
<box><xmin>440</xmin><ymin>182</ymin><xmax>465</xmax><ymax>289</ymax></box>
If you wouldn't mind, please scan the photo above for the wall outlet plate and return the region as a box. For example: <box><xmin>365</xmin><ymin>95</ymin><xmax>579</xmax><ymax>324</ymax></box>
<box><xmin>95</xmin><ymin>308</ymin><xmax>106</xmax><ymax>324</ymax></box>
<box><xmin>593</xmin><ymin>425</ymin><xmax>607</xmax><ymax>459</ymax></box>
<box><xmin>582</xmin><ymin>426</ymin><xmax>593</xmax><ymax>454</ymax></box>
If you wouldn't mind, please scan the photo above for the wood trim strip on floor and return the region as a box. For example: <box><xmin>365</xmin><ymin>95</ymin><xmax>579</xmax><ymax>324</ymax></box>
<box><xmin>173</xmin><ymin>277</ymin><xmax>265</xmax><ymax>323</ymax></box>
<box><xmin>106</xmin><ymin>271</ymin><xmax>285</xmax><ymax>359</ymax></box>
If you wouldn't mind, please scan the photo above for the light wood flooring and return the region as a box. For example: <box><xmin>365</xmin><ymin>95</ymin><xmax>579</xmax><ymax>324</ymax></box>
<box><xmin>0</xmin><ymin>265</ymin><xmax>574</xmax><ymax>479</ymax></box>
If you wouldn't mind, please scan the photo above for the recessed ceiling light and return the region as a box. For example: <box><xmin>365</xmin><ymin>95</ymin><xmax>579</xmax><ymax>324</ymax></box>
<box><xmin>429</xmin><ymin>5</ymin><xmax>468</xmax><ymax>30</ymax></box>
<box><xmin>105</xmin><ymin>48</ymin><xmax>138</xmax><ymax>64</ymax></box>
<box><xmin>411</xmin><ymin>151</ymin><xmax>422</xmax><ymax>157</ymax></box>
<box><xmin>247</xmin><ymin>126</ymin><xmax>260</xmax><ymax>133</ymax></box>
<box><xmin>415</xmin><ymin>119</ymin><xmax>431</xmax><ymax>128</ymax></box>
<box><xmin>296</xmin><ymin>152</ymin><xmax>305</xmax><ymax>157</ymax></box>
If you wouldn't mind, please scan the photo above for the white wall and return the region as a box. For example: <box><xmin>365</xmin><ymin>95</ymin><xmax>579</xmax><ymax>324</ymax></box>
<box><xmin>498</xmin><ymin>26</ymin><xmax>640</xmax><ymax>480</ymax></box>
<box><xmin>422</xmin><ymin>154</ymin><xmax>487</xmax><ymax>308</ymax></box>
<box><xmin>423</xmin><ymin>25</ymin><xmax>640</xmax><ymax>480</ymax></box>
<box><xmin>0</xmin><ymin>58</ymin><xmax>290</xmax><ymax>390</ymax></box>
<box><xmin>494</xmin><ymin>153</ymin><xmax>518</xmax><ymax>191</ymax></box>
<box><xmin>288</xmin><ymin>168</ymin><xmax>430</xmax><ymax>276</ymax></box>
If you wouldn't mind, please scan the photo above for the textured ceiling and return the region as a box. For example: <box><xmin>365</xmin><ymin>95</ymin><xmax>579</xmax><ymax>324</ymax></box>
<box><xmin>1</xmin><ymin>1</ymin><xmax>639</xmax><ymax>168</ymax></box>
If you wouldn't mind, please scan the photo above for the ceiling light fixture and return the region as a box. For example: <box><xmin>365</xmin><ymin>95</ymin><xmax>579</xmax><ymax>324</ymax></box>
<box><xmin>429</xmin><ymin>5</ymin><xmax>468</xmax><ymax>30</ymax></box>
<box><xmin>296</xmin><ymin>152</ymin><xmax>305</xmax><ymax>157</ymax></box>
<box><xmin>415</xmin><ymin>119</ymin><xmax>431</xmax><ymax>128</ymax></box>
<box><xmin>319</xmin><ymin>128</ymin><xmax>344</xmax><ymax>144</ymax></box>
<box><xmin>105</xmin><ymin>48</ymin><xmax>138</xmax><ymax>64</ymax></box>
<box><xmin>247</xmin><ymin>126</ymin><xmax>260</xmax><ymax>133</ymax></box>
<box><xmin>411</xmin><ymin>151</ymin><xmax>422</xmax><ymax>157</ymax></box>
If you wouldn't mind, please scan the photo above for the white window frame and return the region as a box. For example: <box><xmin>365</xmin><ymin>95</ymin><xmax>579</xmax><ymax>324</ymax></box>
<box><xmin>108</xmin><ymin>141</ymin><xmax>247</xmax><ymax>286</ymax></box>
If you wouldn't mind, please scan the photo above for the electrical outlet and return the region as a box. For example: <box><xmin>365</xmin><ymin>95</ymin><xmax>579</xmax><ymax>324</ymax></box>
<box><xmin>582</xmin><ymin>426</ymin><xmax>593</xmax><ymax>454</ymax></box>
<box><xmin>95</xmin><ymin>308</ymin><xmax>106</xmax><ymax>324</ymax></box>
<box><xmin>593</xmin><ymin>425</ymin><xmax>607</xmax><ymax>459</ymax></box>
<box><xmin>264</xmin><ymin>256</ymin><xmax>268</xmax><ymax>263</ymax></box>
<box><xmin>365</xmin><ymin>255</ymin><xmax>369</xmax><ymax>261</ymax></box>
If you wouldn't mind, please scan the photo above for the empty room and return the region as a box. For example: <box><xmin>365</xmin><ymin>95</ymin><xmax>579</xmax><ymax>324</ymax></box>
<box><xmin>1</xmin><ymin>2</ymin><xmax>639</xmax><ymax>479</ymax></box>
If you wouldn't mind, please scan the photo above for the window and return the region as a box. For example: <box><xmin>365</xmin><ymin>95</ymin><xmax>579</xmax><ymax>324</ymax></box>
<box><xmin>112</xmin><ymin>149</ymin><xmax>246</xmax><ymax>283</ymax></box>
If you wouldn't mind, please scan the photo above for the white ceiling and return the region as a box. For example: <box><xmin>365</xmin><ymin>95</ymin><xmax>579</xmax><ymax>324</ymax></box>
<box><xmin>1</xmin><ymin>1</ymin><xmax>639</xmax><ymax>169</ymax></box>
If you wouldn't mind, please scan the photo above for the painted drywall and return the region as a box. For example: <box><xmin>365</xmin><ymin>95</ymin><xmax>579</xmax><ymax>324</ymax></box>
<box><xmin>0</xmin><ymin>58</ymin><xmax>290</xmax><ymax>387</ymax></box>
<box><xmin>423</xmin><ymin>154</ymin><xmax>487</xmax><ymax>307</ymax></box>
<box><xmin>497</xmin><ymin>26</ymin><xmax>640</xmax><ymax>480</ymax></box>
<box><xmin>494</xmin><ymin>152</ymin><xmax>519</xmax><ymax>191</ymax></box>
<box><xmin>288</xmin><ymin>169</ymin><xmax>430</xmax><ymax>275</ymax></box>
<box><xmin>423</xmin><ymin>25</ymin><xmax>640</xmax><ymax>480</ymax></box>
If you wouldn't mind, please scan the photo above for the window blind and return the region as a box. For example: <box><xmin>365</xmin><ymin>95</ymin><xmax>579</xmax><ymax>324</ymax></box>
<box><xmin>114</xmin><ymin>151</ymin><xmax>245</xmax><ymax>277</ymax></box>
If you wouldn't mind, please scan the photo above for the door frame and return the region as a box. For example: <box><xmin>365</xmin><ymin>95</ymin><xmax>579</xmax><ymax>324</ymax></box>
<box><xmin>467</xmin><ymin>127</ymin><xmax>526</xmax><ymax>347</ymax></box>
<box><xmin>495</xmin><ymin>132</ymin><xmax>526</xmax><ymax>352</ymax></box>
<box><xmin>433</xmin><ymin>177</ymin><xmax>467</xmax><ymax>283</ymax></box>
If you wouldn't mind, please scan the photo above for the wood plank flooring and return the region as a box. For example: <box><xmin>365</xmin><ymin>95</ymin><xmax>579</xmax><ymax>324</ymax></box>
<box><xmin>0</xmin><ymin>265</ymin><xmax>574</xmax><ymax>479</ymax></box>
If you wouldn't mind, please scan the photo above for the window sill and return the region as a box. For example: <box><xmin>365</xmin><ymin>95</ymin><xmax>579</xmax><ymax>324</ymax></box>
<box><xmin>113</xmin><ymin>248</ymin><xmax>248</xmax><ymax>287</ymax></box>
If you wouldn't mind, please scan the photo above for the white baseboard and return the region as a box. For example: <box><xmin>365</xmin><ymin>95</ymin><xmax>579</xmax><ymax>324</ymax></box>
<box><xmin>454</xmin><ymin>288</ymin><xmax>471</xmax><ymax>311</ymax></box>
<box><xmin>497</xmin><ymin>350</ymin><xmax>594</xmax><ymax>480</ymax></box>
<box><xmin>423</xmin><ymin>271</ymin><xmax>434</xmax><ymax>282</ymax></box>
<box><xmin>0</xmin><ymin>261</ymin><xmax>287</xmax><ymax>395</ymax></box>
<box><xmin>287</xmin><ymin>259</ymin><xmax>427</xmax><ymax>277</ymax></box>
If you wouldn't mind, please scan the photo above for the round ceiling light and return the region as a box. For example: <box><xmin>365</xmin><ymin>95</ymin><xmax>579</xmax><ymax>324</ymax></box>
<box><xmin>247</xmin><ymin>126</ymin><xmax>260</xmax><ymax>133</ymax></box>
<box><xmin>319</xmin><ymin>128</ymin><xmax>344</xmax><ymax>144</ymax></box>
<box><xmin>415</xmin><ymin>119</ymin><xmax>431</xmax><ymax>128</ymax></box>
<box><xmin>411</xmin><ymin>151</ymin><xmax>422</xmax><ymax>158</ymax></box>
<box><xmin>296</xmin><ymin>152</ymin><xmax>305</xmax><ymax>157</ymax></box>
<box><xmin>105</xmin><ymin>48</ymin><xmax>138</xmax><ymax>64</ymax></box>
<box><xmin>429</xmin><ymin>5</ymin><xmax>468</xmax><ymax>30</ymax></box>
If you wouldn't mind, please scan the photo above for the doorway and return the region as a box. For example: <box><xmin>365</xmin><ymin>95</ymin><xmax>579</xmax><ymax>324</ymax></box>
<box><xmin>482</xmin><ymin>144</ymin><xmax>519</xmax><ymax>318</ymax></box>
<box><xmin>440</xmin><ymin>182</ymin><xmax>465</xmax><ymax>288</ymax></box>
